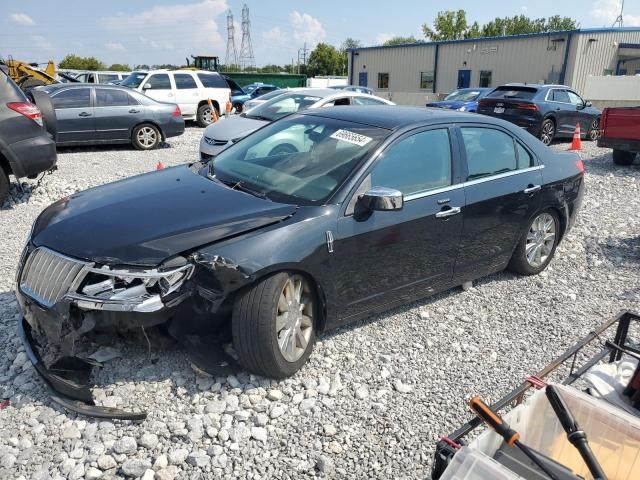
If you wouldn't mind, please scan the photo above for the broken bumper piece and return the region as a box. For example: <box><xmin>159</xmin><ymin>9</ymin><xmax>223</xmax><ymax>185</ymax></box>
<box><xmin>17</xmin><ymin>317</ymin><xmax>146</xmax><ymax>421</ymax></box>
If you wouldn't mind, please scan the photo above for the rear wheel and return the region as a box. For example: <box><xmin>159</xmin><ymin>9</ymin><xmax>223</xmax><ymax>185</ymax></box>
<box><xmin>0</xmin><ymin>169</ymin><xmax>9</xmax><ymax>206</ymax></box>
<box><xmin>232</xmin><ymin>272</ymin><xmax>316</xmax><ymax>378</ymax></box>
<box><xmin>233</xmin><ymin>103</ymin><xmax>243</xmax><ymax>114</ymax></box>
<box><xmin>132</xmin><ymin>124</ymin><xmax>161</xmax><ymax>150</ymax></box>
<box><xmin>539</xmin><ymin>119</ymin><xmax>555</xmax><ymax>146</ymax></box>
<box><xmin>587</xmin><ymin>118</ymin><xmax>600</xmax><ymax>141</ymax></box>
<box><xmin>196</xmin><ymin>104</ymin><xmax>217</xmax><ymax>127</ymax></box>
<box><xmin>612</xmin><ymin>149</ymin><xmax>636</xmax><ymax>166</ymax></box>
<box><xmin>508</xmin><ymin>210</ymin><xmax>559</xmax><ymax>275</ymax></box>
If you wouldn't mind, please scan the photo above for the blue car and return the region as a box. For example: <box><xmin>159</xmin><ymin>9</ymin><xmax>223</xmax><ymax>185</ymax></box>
<box><xmin>232</xmin><ymin>83</ymin><xmax>279</xmax><ymax>113</ymax></box>
<box><xmin>426</xmin><ymin>88</ymin><xmax>492</xmax><ymax>112</ymax></box>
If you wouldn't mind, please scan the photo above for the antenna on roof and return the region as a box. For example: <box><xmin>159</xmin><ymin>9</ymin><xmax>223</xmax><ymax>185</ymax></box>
<box><xmin>612</xmin><ymin>0</ymin><xmax>624</xmax><ymax>27</ymax></box>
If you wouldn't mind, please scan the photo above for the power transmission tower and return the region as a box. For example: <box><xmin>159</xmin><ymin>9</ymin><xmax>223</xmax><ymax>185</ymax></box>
<box><xmin>225</xmin><ymin>10</ymin><xmax>238</xmax><ymax>68</ymax></box>
<box><xmin>612</xmin><ymin>0</ymin><xmax>624</xmax><ymax>27</ymax></box>
<box><xmin>297</xmin><ymin>43</ymin><xmax>309</xmax><ymax>74</ymax></box>
<box><xmin>239</xmin><ymin>4</ymin><xmax>255</xmax><ymax>70</ymax></box>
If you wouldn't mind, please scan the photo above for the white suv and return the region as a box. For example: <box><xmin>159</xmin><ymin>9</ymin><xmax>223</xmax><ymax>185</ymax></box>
<box><xmin>120</xmin><ymin>70</ymin><xmax>230</xmax><ymax>127</ymax></box>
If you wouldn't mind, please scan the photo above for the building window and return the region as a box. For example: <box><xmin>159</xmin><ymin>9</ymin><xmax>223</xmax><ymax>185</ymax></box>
<box><xmin>420</xmin><ymin>72</ymin><xmax>434</xmax><ymax>91</ymax></box>
<box><xmin>378</xmin><ymin>73</ymin><xmax>389</xmax><ymax>89</ymax></box>
<box><xmin>603</xmin><ymin>69</ymin><xmax>613</xmax><ymax>76</ymax></box>
<box><xmin>479</xmin><ymin>71</ymin><xmax>492</xmax><ymax>88</ymax></box>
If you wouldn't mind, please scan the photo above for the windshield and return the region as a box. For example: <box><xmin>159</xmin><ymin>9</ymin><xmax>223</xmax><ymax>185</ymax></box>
<box><xmin>208</xmin><ymin>115</ymin><xmax>389</xmax><ymax>205</ymax></box>
<box><xmin>120</xmin><ymin>72</ymin><xmax>147</xmax><ymax>89</ymax></box>
<box><xmin>243</xmin><ymin>93</ymin><xmax>322</xmax><ymax>122</ymax></box>
<box><xmin>243</xmin><ymin>85</ymin><xmax>258</xmax><ymax>94</ymax></box>
<box><xmin>445</xmin><ymin>89</ymin><xmax>483</xmax><ymax>101</ymax></box>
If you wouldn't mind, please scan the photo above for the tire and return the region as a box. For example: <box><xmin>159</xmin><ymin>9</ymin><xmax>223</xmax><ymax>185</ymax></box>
<box><xmin>0</xmin><ymin>169</ymin><xmax>9</xmax><ymax>206</ymax></box>
<box><xmin>233</xmin><ymin>103</ymin><xmax>243</xmax><ymax>114</ymax></box>
<box><xmin>612</xmin><ymin>149</ymin><xmax>635</xmax><ymax>166</ymax></box>
<box><xmin>196</xmin><ymin>104</ymin><xmax>217</xmax><ymax>127</ymax></box>
<box><xmin>508</xmin><ymin>210</ymin><xmax>560</xmax><ymax>276</ymax></box>
<box><xmin>539</xmin><ymin>118</ymin><xmax>555</xmax><ymax>146</ymax></box>
<box><xmin>132</xmin><ymin>123</ymin><xmax>161</xmax><ymax>150</ymax></box>
<box><xmin>587</xmin><ymin>118</ymin><xmax>600</xmax><ymax>142</ymax></box>
<box><xmin>232</xmin><ymin>272</ymin><xmax>316</xmax><ymax>378</ymax></box>
<box><xmin>28</xmin><ymin>89</ymin><xmax>58</xmax><ymax>140</ymax></box>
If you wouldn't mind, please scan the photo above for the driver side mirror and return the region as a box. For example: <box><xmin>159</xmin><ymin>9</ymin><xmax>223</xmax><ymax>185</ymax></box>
<box><xmin>142</xmin><ymin>83</ymin><xmax>152</xmax><ymax>90</ymax></box>
<box><xmin>358</xmin><ymin>187</ymin><xmax>403</xmax><ymax>212</ymax></box>
<box><xmin>584</xmin><ymin>100</ymin><xmax>592</xmax><ymax>108</ymax></box>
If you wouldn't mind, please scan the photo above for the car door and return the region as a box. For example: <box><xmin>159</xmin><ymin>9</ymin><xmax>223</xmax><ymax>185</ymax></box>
<box><xmin>50</xmin><ymin>87</ymin><xmax>95</xmax><ymax>143</ymax></box>
<box><xmin>454</xmin><ymin>125</ymin><xmax>542</xmax><ymax>280</ymax></box>
<box><xmin>94</xmin><ymin>87</ymin><xmax>144</xmax><ymax>141</ymax></box>
<box><xmin>333</xmin><ymin>127</ymin><xmax>465</xmax><ymax>321</ymax></box>
<box><xmin>567</xmin><ymin>90</ymin><xmax>591</xmax><ymax>132</ymax></box>
<box><xmin>173</xmin><ymin>73</ymin><xmax>199</xmax><ymax>116</ymax></box>
<box><xmin>140</xmin><ymin>73</ymin><xmax>174</xmax><ymax>104</ymax></box>
<box><xmin>548</xmin><ymin>89</ymin><xmax>574</xmax><ymax>134</ymax></box>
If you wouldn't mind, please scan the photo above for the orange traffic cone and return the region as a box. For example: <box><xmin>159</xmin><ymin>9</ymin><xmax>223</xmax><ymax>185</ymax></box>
<box><xmin>225</xmin><ymin>94</ymin><xmax>232</xmax><ymax>116</ymax></box>
<box><xmin>156</xmin><ymin>160</ymin><xmax>165</xmax><ymax>170</ymax></box>
<box><xmin>569</xmin><ymin>123</ymin><xmax>582</xmax><ymax>151</ymax></box>
<box><xmin>207</xmin><ymin>98</ymin><xmax>218</xmax><ymax>123</ymax></box>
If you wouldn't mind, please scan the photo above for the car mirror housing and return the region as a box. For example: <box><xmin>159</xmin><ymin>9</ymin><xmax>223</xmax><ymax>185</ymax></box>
<box><xmin>358</xmin><ymin>187</ymin><xmax>403</xmax><ymax>212</ymax></box>
<box><xmin>584</xmin><ymin>100</ymin><xmax>592</xmax><ymax>108</ymax></box>
<box><xmin>142</xmin><ymin>84</ymin><xmax>151</xmax><ymax>90</ymax></box>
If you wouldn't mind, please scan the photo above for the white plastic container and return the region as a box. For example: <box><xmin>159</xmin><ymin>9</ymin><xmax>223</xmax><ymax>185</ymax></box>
<box><xmin>439</xmin><ymin>447</ymin><xmax>525</xmax><ymax>480</ymax></box>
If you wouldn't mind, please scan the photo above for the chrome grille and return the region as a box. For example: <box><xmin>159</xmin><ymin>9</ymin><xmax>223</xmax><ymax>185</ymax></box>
<box><xmin>19</xmin><ymin>247</ymin><xmax>89</xmax><ymax>307</ymax></box>
<box><xmin>204</xmin><ymin>136</ymin><xmax>228</xmax><ymax>146</ymax></box>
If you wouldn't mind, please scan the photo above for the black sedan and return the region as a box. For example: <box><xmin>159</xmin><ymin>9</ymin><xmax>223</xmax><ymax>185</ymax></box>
<box><xmin>38</xmin><ymin>83</ymin><xmax>185</xmax><ymax>149</ymax></box>
<box><xmin>17</xmin><ymin>106</ymin><xmax>584</xmax><ymax>388</ymax></box>
<box><xmin>477</xmin><ymin>84</ymin><xmax>601</xmax><ymax>145</ymax></box>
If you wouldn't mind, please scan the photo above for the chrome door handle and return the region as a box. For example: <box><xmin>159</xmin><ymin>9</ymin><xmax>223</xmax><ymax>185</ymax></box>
<box><xmin>78</xmin><ymin>111</ymin><xmax>91</xmax><ymax>117</ymax></box>
<box><xmin>435</xmin><ymin>206</ymin><xmax>461</xmax><ymax>218</ymax></box>
<box><xmin>128</xmin><ymin>109</ymin><xmax>140</xmax><ymax>114</ymax></box>
<box><xmin>523</xmin><ymin>185</ymin><xmax>541</xmax><ymax>194</ymax></box>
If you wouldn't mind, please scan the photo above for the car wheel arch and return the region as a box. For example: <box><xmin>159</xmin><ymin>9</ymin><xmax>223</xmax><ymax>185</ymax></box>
<box><xmin>198</xmin><ymin>99</ymin><xmax>220</xmax><ymax>114</ymax></box>
<box><xmin>131</xmin><ymin>121</ymin><xmax>165</xmax><ymax>141</ymax></box>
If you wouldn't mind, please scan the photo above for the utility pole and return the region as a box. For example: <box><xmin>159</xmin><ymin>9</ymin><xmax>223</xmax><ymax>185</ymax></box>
<box><xmin>297</xmin><ymin>43</ymin><xmax>309</xmax><ymax>74</ymax></box>
<box><xmin>612</xmin><ymin>0</ymin><xmax>624</xmax><ymax>27</ymax></box>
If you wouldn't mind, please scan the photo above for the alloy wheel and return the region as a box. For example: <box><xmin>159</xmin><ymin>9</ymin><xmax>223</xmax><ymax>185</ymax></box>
<box><xmin>526</xmin><ymin>213</ymin><xmax>556</xmax><ymax>268</ymax></box>
<box><xmin>137</xmin><ymin>126</ymin><xmax>157</xmax><ymax>147</ymax></box>
<box><xmin>275</xmin><ymin>275</ymin><xmax>314</xmax><ymax>362</ymax></box>
<box><xmin>589</xmin><ymin>119</ymin><xmax>600</xmax><ymax>141</ymax></box>
<box><xmin>540</xmin><ymin>121</ymin><xmax>554</xmax><ymax>145</ymax></box>
<box><xmin>202</xmin><ymin>107</ymin><xmax>213</xmax><ymax>125</ymax></box>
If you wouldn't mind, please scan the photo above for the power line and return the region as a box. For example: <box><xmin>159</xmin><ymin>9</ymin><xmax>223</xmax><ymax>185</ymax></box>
<box><xmin>225</xmin><ymin>9</ymin><xmax>238</xmax><ymax>67</ymax></box>
<box><xmin>612</xmin><ymin>0</ymin><xmax>625</xmax><ymax>27</ymax></box>
<box><xmin>238</xmin><ymin>4</ymin><xmax>255</xmax><ymax>70</ymax></box>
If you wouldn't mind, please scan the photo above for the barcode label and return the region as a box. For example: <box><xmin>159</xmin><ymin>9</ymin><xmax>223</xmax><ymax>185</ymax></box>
<box><xmin>330</xmin><ymin>129</ymin><xmax>372</xmax><ymax>147</ymax></box>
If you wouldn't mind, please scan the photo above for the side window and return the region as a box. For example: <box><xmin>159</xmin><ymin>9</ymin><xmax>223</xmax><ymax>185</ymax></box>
<box><xmin>461</xmin><ymin>127</ymin><xmax>518</xmax><ymax>180</ymax></box>
<box><xmin>198</xmin><ymin>73</ymin><xmax>228</xmax><ymax>88</ymax></box>
<box><xmin>95</xmin><ymin>88</ymin><xmax>134</xmax><ymax>107</ymax></box>
<box><xmin>378</xmin><ymin>73</ymin><xmax>389</xmax><ymax>89</ymax></box>
<box><xmin>567</xmin><ymin>91</ymin><xmax>583</xmax><ymax>106</ymax></box>
<box><xmin>352</xmin><ymin>96</ymin><xmax>386</xmax><ymax>105</ymax></box>
<box><xmin>370</xmin><ymin>129</ymin><xmax>452</xmax><ymax>196</ymax></box>
<box><xmin>174</xmin><ymin>73</ymin><xmax>198</xmax><ymax>89</ymax></box>
<box><xmin>143</xmin><ymin>74</ymin><xmax>171</xmax><ymax>90</ymax></box>
<box><xmin>516</xmin><ymin>142</ymin><xmax>534</xmax><ymax>169</ymax></box>
<box><xmin>87</xmin><ymin>73</ymin><xmax>95</xmax><ymax>83</ymax></box>
<box><xmin>551</xmin><ymin>89</ymin><xmax>570</xmax><ymax>103</ymax></box>
<box><xmin>51</xmin><ymin>88</ymin><xmax>91</xmax><ymax>109</ymax></box>
<box><xmin>98</xmin><ymin>74</ymin><xmax>119</xmax><ymax>84</ymax></box>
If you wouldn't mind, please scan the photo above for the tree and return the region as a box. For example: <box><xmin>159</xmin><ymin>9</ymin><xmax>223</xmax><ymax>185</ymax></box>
<box><xmin>107</xmin><ymin>63</ymin><xmax>131</xmax><ymax>71</ymax></box>
<box><xmin>339</xmin><ymin>38</ymin><xmax>362</xmax><ymax>75</ymax></box>
<box><xmin>382</xmin><ymin>36</ymin><xmax>419</xmax><ymax>46</ymax></box>
<box><xmin>423</xmin><ymin>10</ymin><xmax>469</xmax><ymax>41</ymax></box>
<box><xmin>306</xmin><ymin>43</ymin><xmax>342</xmax><ymax>77</ymax></box>
<box><xmin>59</xmin><ymin>54</ymin><xmax>105</xmax><ymax>71</ymax></box>
<box><xmin>134</xmin><ymin>64</ymin><xmax>150</xmax><ymax>70</ymax></box>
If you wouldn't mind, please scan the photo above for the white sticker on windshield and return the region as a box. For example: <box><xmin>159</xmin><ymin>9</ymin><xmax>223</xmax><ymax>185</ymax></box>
<box><xmin>330</xmin><ymin>129</ymin><xmax>372</xmax><ymax>147</ymax></box>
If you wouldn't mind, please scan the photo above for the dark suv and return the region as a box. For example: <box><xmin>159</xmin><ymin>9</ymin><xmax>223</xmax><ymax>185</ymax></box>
<box><xmin>0</xmin><ymin>67</ymin><xmax>57</xmax><ymax>204</ymax></box>
<box><xmin>477</xmin><ymin>84</ymin><xmax>601</xmax><ymax>145</ymax></box>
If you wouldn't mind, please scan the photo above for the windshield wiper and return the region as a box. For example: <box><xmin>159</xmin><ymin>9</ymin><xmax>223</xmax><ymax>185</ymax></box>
<box><xmin>243</xmin><ymin>114</ymin><xmax>272</xmax><ymax>122</ymax></box>
<box><xmin>215</xmin><ymin>177</ymin><xmax>268</xmax><ymax>200</ymax></box>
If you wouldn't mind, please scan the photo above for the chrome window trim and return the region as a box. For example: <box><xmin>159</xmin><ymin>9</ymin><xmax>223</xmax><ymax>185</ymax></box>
<box><xmin>404</xmin><ymin>184</ymin><xmax>462</xmax><ymax>201</ymax></box>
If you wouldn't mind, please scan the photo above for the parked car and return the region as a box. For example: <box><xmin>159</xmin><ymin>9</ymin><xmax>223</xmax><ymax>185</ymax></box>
<box><xmin>74</xmin><ymin>71</ymin><xmax>131</xmax><ymax>84</ymax></box>
<box><xmin>242</xmin><ymin>88</ymin><xmax>288</xmax><ymax>111</ymax></box>
<box><xmin>329</xmin><ymin>85</ymin><xmax>375</xmax><ymax>95</ymax></box>
<box><xmin>0</xmin><ymin>68</ymin><xmax>57</xmax><ymax>204</ymax></box>
<box><xmin>231</xmin><ymin>83</ymin><xmax>279</xmax><ymax>113</ymax></box>
<box><xmin>120</xmin><ymin>70</ymin><xmax>230</xmax><ymax>127</ymax></box>
<box><xmin>38</xmin><ymin>83</ymin><xmax>185</xmax><ymax>150</ymax></box>
<box><xmin>17</xmin><ymin>106</ymin><xmax>584</xmax><ymax>383</ymax></box>
<box><xmin>199</xmin><ymin>88</ymin><xmax>394</xmax><ymax>159</ymax></box>
<box><xmin>598</xmin><ymin>106</ymin><xmax>640</xmax><ymax>165</ymax></box>
<box><xmin>477</xmin><ymin>84</ymin><xmax>601</xmax><ymax>145</ymax></box>
<box><xmin>426</xmin><ymin>87</ymin><xmax>492</xmax><ymax>112</ymax></box>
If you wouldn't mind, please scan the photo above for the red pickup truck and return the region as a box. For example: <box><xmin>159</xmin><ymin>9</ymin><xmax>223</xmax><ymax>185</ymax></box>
<box><xmin>598</xmin><ymin>107</ymin><xmax>640</xmax><ymax>165</ymax></box>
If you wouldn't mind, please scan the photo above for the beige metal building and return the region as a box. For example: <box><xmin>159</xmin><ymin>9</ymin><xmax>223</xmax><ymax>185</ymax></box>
<box><xmin>347</xmin><ymin>27</ymin><xmax>640</xmax><ymax>105</ymax></box>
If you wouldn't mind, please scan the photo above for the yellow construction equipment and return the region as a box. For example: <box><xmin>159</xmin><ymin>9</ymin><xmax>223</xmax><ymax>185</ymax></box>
<box><xmin>2</xmin><ymin>57</ymin><xmax>58</xmax><ymax>90</ymax></box>
<box><xmin>183</xmin><ymin>55</ymin><xmax>219</xmax><ymax>72</ymax></box>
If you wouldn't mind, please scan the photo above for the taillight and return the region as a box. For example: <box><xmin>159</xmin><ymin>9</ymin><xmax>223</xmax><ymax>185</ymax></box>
<box><xmin>478</xmin><ymin>99</ymin><xmax>490</xmax><ymax>108</ymax></box>
<box><xmin>172</xmin><ymin>105</ymin><xmax>182</xmax><ymax>117</ymax></box>
<box><xmin>7</xmin><ymin>102</ymin><xmax>43</xmax><ymax>127</ymax></box>
<box><xmin>514</xmin><ymin>102</ymin><xmax>539</xmax><ymax>111</ymax></box>
<box><xmin>575</xmin><ymin>159</ymin><xmax>584</xmax><ymax>173</ymax></box>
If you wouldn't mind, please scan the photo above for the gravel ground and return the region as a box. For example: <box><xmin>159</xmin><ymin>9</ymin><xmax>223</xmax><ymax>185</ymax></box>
<box><xmin>0</xmin><ymin>128</ymin><xmax>639</xmax><ymax>480</ymax></box>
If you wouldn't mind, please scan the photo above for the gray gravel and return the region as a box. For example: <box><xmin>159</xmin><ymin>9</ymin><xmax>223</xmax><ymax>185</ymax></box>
<box><xmin>0</xmin><ymin>129</ymin><xmax>639</xmax><ymax>480</ymax></box>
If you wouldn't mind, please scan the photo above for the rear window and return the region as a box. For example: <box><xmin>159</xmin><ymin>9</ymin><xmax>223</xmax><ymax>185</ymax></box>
<box><xmin>198</xmin><ymin>73</ymin><xmax>228</xmax><ymax>89</ymax></box>
<box><xmin>486</xmin><ymin>86</ymin><xmax>538</xmax><ymax>100</ymax></box>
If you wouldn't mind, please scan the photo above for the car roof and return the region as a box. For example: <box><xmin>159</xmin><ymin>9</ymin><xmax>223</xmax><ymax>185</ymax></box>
<box><xmin>38</xmin><ymin>83</ymin><xmax>128</xmax><ymax>93</ymax></box>
<box><xmin>298</xmin><ymin>105</ymin><xmax>504</xmax><ymax>130</ymax></box>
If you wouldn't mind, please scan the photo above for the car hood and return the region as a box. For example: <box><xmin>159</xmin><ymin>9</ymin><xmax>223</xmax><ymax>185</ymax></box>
<box><xmin>32</xmin><ymin>165</ymin><xmax>296</xmax><ymax>266</ymax></box>
<box><xmin>231</xmin><ymin>94</ymin><xmax>251</xmax><ymax>103</ymax></box>
<box><xmin>202</xmin><ymin>115</ymin><xmax>267</xmax><ymax>142</ymax></box>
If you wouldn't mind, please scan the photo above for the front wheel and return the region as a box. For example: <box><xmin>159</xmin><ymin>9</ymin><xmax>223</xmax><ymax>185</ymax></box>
<box><xmin>612</xmin><ymin>149</ymin><xmax>636</xmax><ymax>166</ymax></box>
<box><xmin>508</xmin><ymin>211</ymin><xmax>560</xmax><ymax>275</ymax></box>
<box><xmin>132</xmin><ymin>124</ymin><xmax>161</xmax><ymax>150</ymax></box>
<box><xmin>232</xmin><ymin>272</ymin><xmax>316</xmax><ymax>378</ymax></box>
<box><xmin>196</xmin><ymin>104</ymin><xmax>217</xmax><ymax>127</ymax></box>
<box><xmin>233</xmin><ymin>103</ymin><xmax>243</xmax><ymax>114</ymax></box>
<box><xmin>539</xmin><ymin>119</ymin><xmax>555</xmax><ymax>146</ymax></box>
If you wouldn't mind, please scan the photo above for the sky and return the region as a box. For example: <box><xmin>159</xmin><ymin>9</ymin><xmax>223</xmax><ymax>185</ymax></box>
<box><xmin>2</xmin><ymin>0</ymin><xmax>639</xmax><ymax>68</ymax></box>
